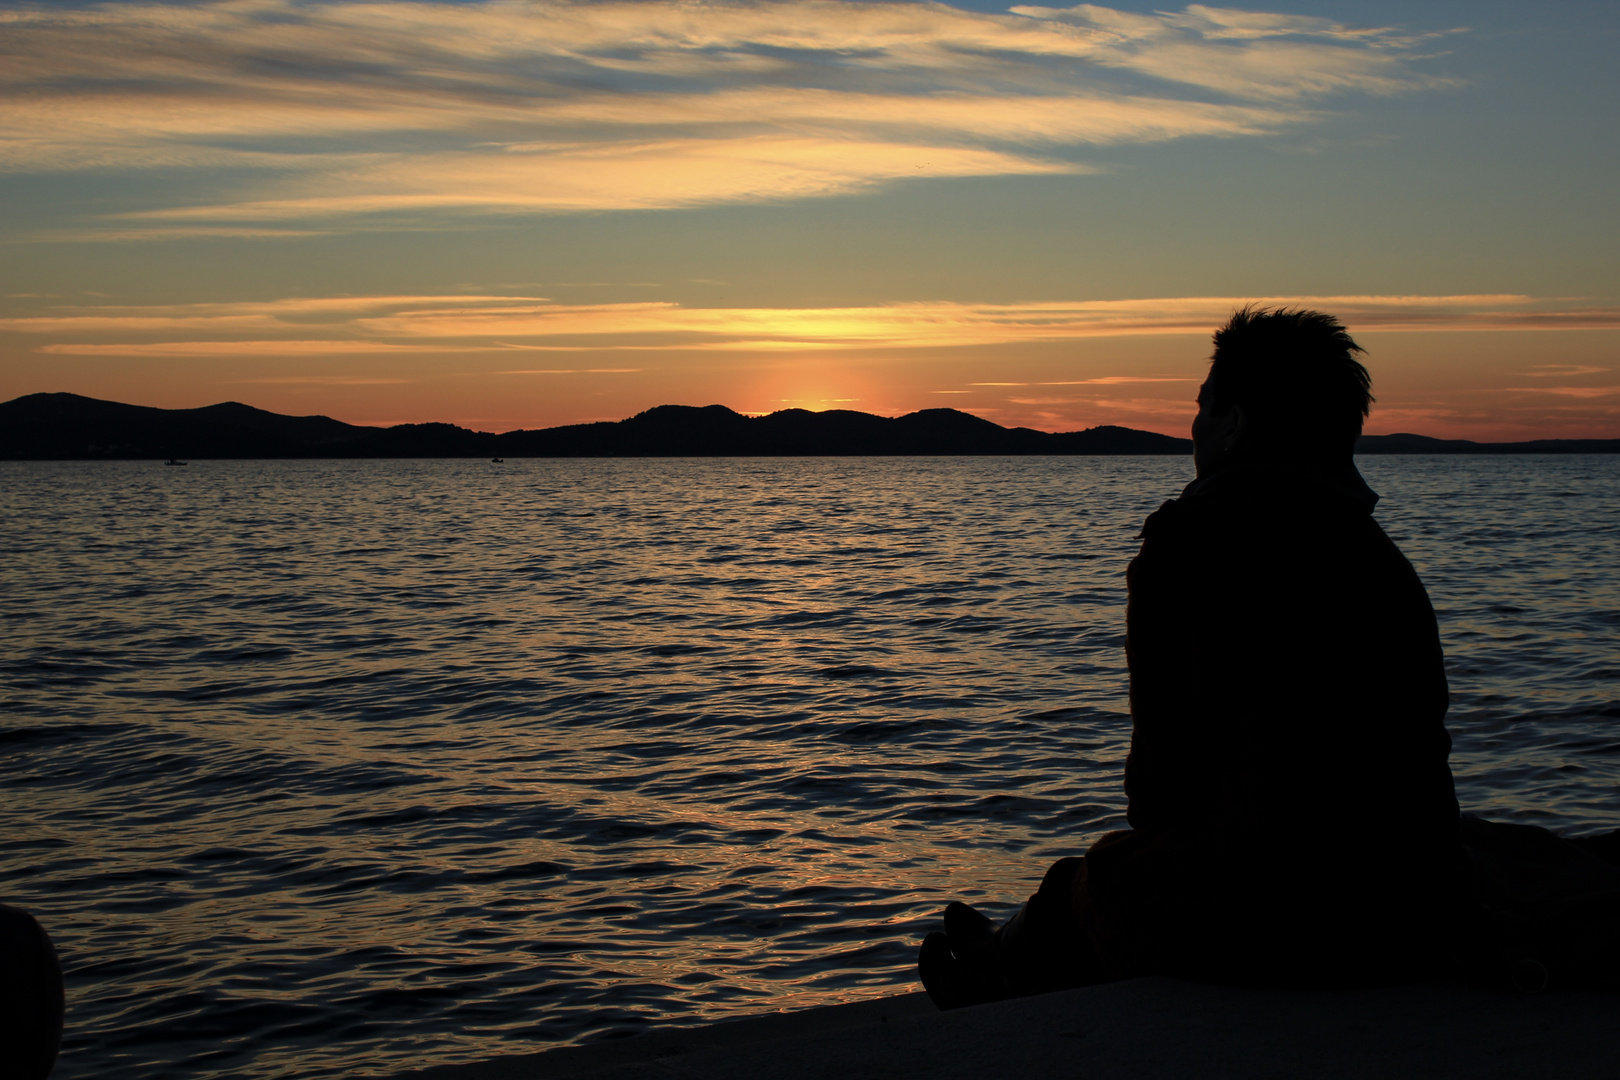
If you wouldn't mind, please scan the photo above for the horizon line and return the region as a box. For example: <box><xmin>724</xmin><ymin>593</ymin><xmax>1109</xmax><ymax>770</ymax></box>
<box><xmin>10</xmin><ymin>390</ymin><xmax>1620</xmax><ymax>448</ymax></box>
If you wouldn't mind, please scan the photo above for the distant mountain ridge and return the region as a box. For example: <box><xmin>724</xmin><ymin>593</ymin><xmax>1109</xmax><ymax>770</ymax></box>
<box><xmin>0</xmin><ymin>393</ymin><xmax>1191</xmax><ymax>458</ymax></box>
<box><xmin>1352</xmin><ymin>432</ymin><xmax>1620</xmax><ymax>453</ymax></box>
<box><xmin>2</xmin><ymin>392</ymin><xmax>1616</xmax><ymax>459</ymax></box>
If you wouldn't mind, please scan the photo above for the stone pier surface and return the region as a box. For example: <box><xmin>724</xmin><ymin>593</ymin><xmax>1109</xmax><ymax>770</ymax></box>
<box><xmin>387</xmin><ymin>977</ymin><xmax>1620</xmax><ymax>1080</ymax></box>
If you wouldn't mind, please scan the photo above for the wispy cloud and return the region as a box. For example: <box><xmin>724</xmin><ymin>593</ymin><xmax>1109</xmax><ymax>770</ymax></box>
<box><xmin>35</xmin><ymin>340</ymin><xmax>454</xmax><ymax>356</ymax></box>
<box><xmin>11</xmin><ymin>293</ymin><xmax>1618</xmax><ymax>356</ymax></box>
<box><xmin>1036</xmin><ymin>375</ymin><xmax>1193</xmax><ymax>384</ymax></box>
<box><xmin>971</xmin><ymin>375</ymin><xmax>1190</xmax><ymax>385</ymax></box>
<box><xmin>1011</xmin><ymin>4</ymin><xmax>1453</xmax><ymax>100</ymax></box>
<box><xmin>344</xmin><ymin>294</ymin><xmax>1620</xmax><ymax>345</ymax></box>
<box><xmin>239</xmin><ymin>375</ymin><xmax>412</xmax><ymax>384</ymax></box>
<box><xmin>0</xmin><ymin>293</ymin><xmax>548</xmax><ymax>331</ymax></box>
<box><xmin>495</xmin><ymin>368</ymin><xmax>645</xmax><ymax>374</ymax></box>
<box><xmin>1523</xmin><ymin>364</ymin><xmax>1610</xmax><ymax>377</ymax></box>
<box><xmin>1500</xmin><ymin>385</ymin><xmax>1620</xmax><ymax>399</ymax></box>
<box><xmin>0</xmin><ymin>1</ymin><xmax>1452</xmax><ymax>230</ymax></box>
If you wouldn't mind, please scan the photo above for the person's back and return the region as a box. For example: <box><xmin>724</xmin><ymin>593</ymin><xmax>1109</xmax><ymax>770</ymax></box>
<box><xmin>1103</xmin><ymin>456</ymin><xmax>1461</xmax><ymax>986</ymax></box>
<box><xmin>919</xmin><ymin>307</ymin><xmax>1465</xmax><ymax>1005</ymax></box>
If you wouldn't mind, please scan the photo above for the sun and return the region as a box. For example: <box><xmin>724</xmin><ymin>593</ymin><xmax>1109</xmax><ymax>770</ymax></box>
<box><xmin>737</xmin><ymin>364</ymin><xmax>886</xmax><ymax>416</ymax></box>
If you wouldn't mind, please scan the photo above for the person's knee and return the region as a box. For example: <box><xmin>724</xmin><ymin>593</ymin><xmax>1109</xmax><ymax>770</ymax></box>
<box><xmin>1037</xmin><ymin>856</ymin><xmax>1084</xmax><ymax>901</ymax></box>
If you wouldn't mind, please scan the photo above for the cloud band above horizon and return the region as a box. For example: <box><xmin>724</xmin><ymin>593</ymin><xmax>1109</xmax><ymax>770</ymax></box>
<box><xmin>11</xmin><ymin>293</ymin><xmax>1617</xmax><ymax>357</ymax></box>
<box><xmin>0</xmin><ymin>0</ymin><xmax>1452</xmax><ymax>234</ymax></box>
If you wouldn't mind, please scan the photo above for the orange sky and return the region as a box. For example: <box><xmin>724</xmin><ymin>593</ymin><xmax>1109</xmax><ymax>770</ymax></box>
<box><xmin>1</xmin><ymin>1</ymin><xmax>1616</xmax><ymax>441</ymax></box>
<box><xmin>5</xmin><ymin>298</ymin><xmax>1617</xmax><ymax>441</ymax></box>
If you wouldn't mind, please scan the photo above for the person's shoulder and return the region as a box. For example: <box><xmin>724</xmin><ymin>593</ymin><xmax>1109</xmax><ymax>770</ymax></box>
<box><xmin>1141</xmin><ymin>479</ymin><xmax>1237</xmax><ymax>535</ymax></box>
<box><xmin>1139</xmin><ymin>497</ymin><xmax>1192</xmax><ymax>542</ymax></box>
<box><xmin>1141</xmin><ymin>497</ymin><xmax>1178</xmax><ymax>529</ymax></box>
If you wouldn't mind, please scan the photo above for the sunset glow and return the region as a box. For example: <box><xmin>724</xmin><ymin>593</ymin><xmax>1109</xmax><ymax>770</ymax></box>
<box><xmin>2</xmin><ymin>1</ymin><xmax>1616</xmax><ymax>440</ymax></box>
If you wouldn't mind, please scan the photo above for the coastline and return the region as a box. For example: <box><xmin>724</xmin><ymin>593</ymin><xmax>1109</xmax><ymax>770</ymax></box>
<box><xmin>386</xmin><ymin>976</ymin><xmax>1620</xmax><ymax>1079</ymax></box>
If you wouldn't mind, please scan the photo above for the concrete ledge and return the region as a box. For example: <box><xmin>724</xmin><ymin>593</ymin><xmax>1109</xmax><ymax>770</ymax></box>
<box><xmin>388</xmin><ymin>978</ymin><xmax>1620</xmax><ymax>1080</ymax></box>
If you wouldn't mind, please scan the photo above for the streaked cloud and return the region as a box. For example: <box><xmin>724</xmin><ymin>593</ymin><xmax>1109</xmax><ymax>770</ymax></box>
<box><xmin>239</xmin><ymin>375</ymin><xmax>413</xmax><ymax>384</ymax></box>
<box><xmin>0</xmin><ymin>1</ymin><xmax>1450</xmax><ymax>230</ymax></box>
<box><xmin>1523</xmin><ymin>364</ymin><xmax>1609</xmax><ymax>377</ymax></box>
<box><xmin>338</xmin><ymin>294</ymin><xmax>1620</xmax><ymax>346</ymax></box>
<box><xmin>36</xmin><ymin>340</ymin><xmax>455</xmax><ymax>356</ymax></box>
<box><xmin>1011</xmin><ymin>4</ymin><xmax>1453</xmax><ymax>100</ymax></box>
<box><xmin>13</xmin><ymin>292</ymin><xmax>1617</xmax><ymax>357</ymax></box>
<box><xmin>1037</xmin><ymin>376</ymin><xmax>1193</xmax><ymax>384</ymax></box>
<box><xmin>120</xmin><ymin>139</ymin><xmax>1083</xmax><ymax>221</ymax></box>
<box><xmin>1500</xmin><ymin>385</ymin><xmax>1620</xmax><ymax>399</ymax></box>
<box><xmin>495</xmin><ymin>368</ymin><xmax>645</xmax><ymax>374</ymax></box>
<box><xmin>4</xmin><ymin>295</ymin><xmax>546</xmax><ymax>335</ymax></box>
<box><xmin>970</xmin><ymin>375</ymin><xmax>1190</xmax><ymax>385</ymax></box>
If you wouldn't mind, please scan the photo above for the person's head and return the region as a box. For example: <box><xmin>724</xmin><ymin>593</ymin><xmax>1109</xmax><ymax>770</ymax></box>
<box><xmin>1191</xmin><ymin>306</ymin><xmax>1372</xmax><ymax>478</ymax></box>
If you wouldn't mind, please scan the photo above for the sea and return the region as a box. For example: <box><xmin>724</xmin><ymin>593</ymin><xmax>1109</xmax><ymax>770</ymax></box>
<box><xmin>3</xmin><ymin>455</ymin><xmax>1617</xmax><ymax>1079</ymax></box>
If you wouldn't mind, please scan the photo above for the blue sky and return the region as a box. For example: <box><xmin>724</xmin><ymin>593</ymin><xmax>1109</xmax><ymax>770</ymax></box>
<box><xmin>1</xmin><ymin>0</ymin><xmax>1615</xmax><ymax>438</ymax></box>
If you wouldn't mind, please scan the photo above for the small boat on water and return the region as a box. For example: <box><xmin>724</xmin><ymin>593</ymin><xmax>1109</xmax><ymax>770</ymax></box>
<box><xmin>491</xmin><ymin>457</ymin><xmax>504</xmax><ymax>463</ymax></box>
<box><xmin>164</xmin><ymin>459</ymin><xmax>187</xmax><ymax>466</ymax></box>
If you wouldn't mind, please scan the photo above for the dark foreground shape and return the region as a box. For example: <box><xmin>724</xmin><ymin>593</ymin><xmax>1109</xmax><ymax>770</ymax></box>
<box><xmin>922</xmin><ymin>856</ymin><xmax>1097</xmax><ymax>1009</ymax></box>
<box><xmin>387</xmin><ymin>978</ymin><xmax>1620</xmax><ymax>1080</ymax></box>
<box><xmin>0</xmin><ymin>904</ymin><xmax>65</xmax><ymax>1080</ymax></box>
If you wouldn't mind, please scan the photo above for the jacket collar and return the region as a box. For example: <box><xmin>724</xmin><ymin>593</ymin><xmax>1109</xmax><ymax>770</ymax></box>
<box><xmin>1178</xmin><ymin>456</ymin><xmax>1380</xmax><ymax>516</ymax></box>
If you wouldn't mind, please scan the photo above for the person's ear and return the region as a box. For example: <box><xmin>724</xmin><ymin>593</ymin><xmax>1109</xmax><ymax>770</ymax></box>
<box><xmin>1220</xmin><ymin>404</ymin><xmax>1247</xmax><ymax>451</ymax></box>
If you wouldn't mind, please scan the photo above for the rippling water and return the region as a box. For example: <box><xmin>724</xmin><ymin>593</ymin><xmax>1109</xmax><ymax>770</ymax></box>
<box><xmin>3</xmin><ymin>455</ymin><xmax>1617</xmax><ymax>1079</ymax></box>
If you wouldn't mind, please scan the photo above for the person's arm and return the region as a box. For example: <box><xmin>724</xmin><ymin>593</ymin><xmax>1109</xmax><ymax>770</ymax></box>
<box><xmin>1122</xmin><ymin>503</ymin><xmax>1216</xmax><ymax>833</ymax></box>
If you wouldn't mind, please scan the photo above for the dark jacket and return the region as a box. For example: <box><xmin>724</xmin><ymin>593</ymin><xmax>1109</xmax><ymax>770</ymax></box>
<box><xmin>1080</xmin><ymin>459</ymin><xmax>1461</xmax><ymax>986</ymax></box>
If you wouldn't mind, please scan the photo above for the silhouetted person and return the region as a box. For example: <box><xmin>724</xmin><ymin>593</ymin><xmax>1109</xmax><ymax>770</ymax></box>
<box><xmin>920</xmin><ymin>307</ymin><xmax>1462</xmax><ymax>1005</ymax></box>
<box><xmin>0</xmin><ymin>904</ymin><xmax>64</xmax><ymax>1079</ymax></box>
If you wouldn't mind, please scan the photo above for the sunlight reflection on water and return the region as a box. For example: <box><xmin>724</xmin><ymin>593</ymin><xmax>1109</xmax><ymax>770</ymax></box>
<box><xmin>1</xmin><ymin>455</ymin><xmax>1616</xmax><ymax>1079</ymax></box>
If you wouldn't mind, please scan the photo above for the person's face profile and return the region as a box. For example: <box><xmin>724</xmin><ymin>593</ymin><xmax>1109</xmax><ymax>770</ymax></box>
<box><xmin>1191</xmin><ymin>379</ymin><xmax>1244</xmax><ymax>478</ymax></box>
<box><xmin>1191</xmin><ymin>380</ymin><xmax>1221</xmax><ymax>476</ymax></box>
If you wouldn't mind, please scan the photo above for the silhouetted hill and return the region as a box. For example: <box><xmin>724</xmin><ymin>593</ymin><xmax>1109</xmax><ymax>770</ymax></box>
<box><xmin>0</xmin><ymin>394</ymin><xmax>1193</xmax><ymax>458</ymax></box>
<box><xmin>494</xmin><ymin>404</ymin><xmax>1189</xmax><ymax>455</ymax></box>
<box><xmin>0</xmin><ymin>392</ymin><xmax>377</xmax><ymax>459</ymax></box>
<box><xmin>3</xmin><ymin>393</ymin><xmax>1615</xmax><ymax>459</ymax></box>
<box><xmin>1352</xmin><ymin>432</ymin><xmax>1620</xmax><ymax>454</ymax></box>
